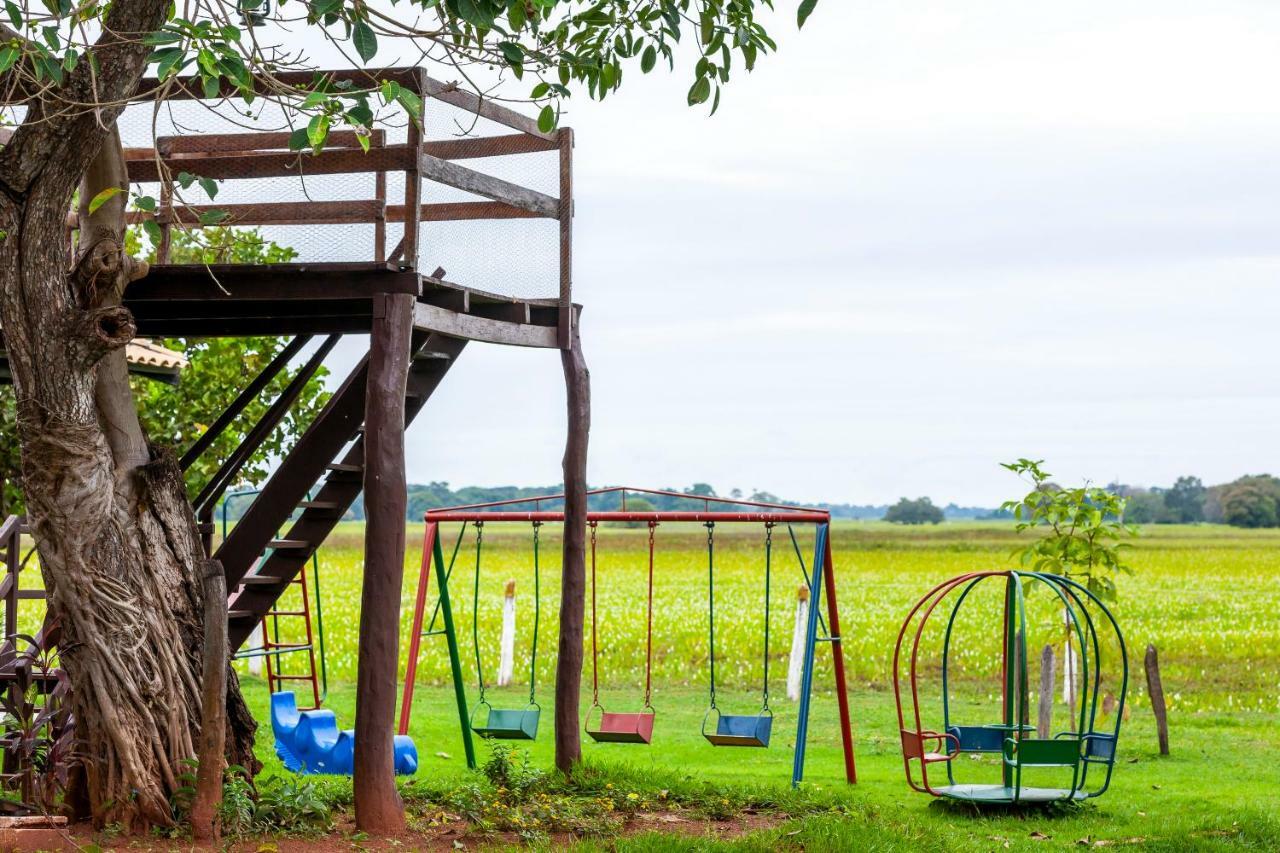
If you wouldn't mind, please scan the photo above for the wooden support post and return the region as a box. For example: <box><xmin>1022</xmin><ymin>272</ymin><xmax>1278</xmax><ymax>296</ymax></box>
<box><xmin>353</xmin><ymin>292</ymin><xmax>414</xmax><ymax>833</ymax></box>
<box><xmin>191</xmin><ymin>560</ymin><xmax>228</xmax><ymax>841</ymax></box>
<box><xmin>1037</xmin><ymin>644</ymin><xmax>1055</xmax><ymax>739</ymax></box>
<box><xmin>1145</xmin><ymin>644</ymin><xmax>1170</xmax><ymax>756</ymax></box>
<box><xmin>554</xmin><ymin>312</ymin><xmax>590</xmax><ymax>774</ymax></box>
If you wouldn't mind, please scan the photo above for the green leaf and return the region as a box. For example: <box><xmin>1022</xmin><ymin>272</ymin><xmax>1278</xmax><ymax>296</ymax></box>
<box><xmin>797</xmin><ymin>0</ymin><xmax>818</xmax><ymax>28</ymax></box>
<box><xmin>396</xmin><ymin>89</ymin><xmax>423</xmax><ymax>126</ymax></box>
<box><xmin>498</xmin><ymin>41</ymin><xmax>523</xmax><ymax>66</ymax></box>
<box><xmin>5</xmin><ymin>2</ymin><xmax>20</xmax><ymax>30</ymax></box>
<box><xmin>306</xmin><ymin>113</ymin><xmax>330</xmax><ymax>151</ymax></box>
<box><xmin>0</xmin><ymin>45</ymin><xmax>19</xmax><ymax>74</ymax></box>
<box><xmin>687</xmin><ymin>75</ymin><xmax>711</xmax><ymax>106</ymax></box>
<box><xmin>142</xmin><ymin>218</ymin><xmax>163</xmax><ymax>245</ymax></box>
<box><xmin>352</xmin><ymin>20</ymin><xmax>377</xmax><ymax>63</ymax></box>
<box><xmin>356</xmin><ymin>132</ymin><xmax>370</xmax><ymax>153</ymax></box>
<box><xmin>198</xmin><ymin>209</ymin><xmax>229</xmax><ymax>226</ymax></box>
<box><xmin>86</xmin><ymin>186</ymin><xmax>123</xmax><ymax>215</ymax></box>
<box><xmin>135</xmin><ymin>195</ymin><xmax>158</xmax><ymax>213</ymax></box>
<box><xmin>198</xmin><ymin>177</ymin><xmax>218</xmax><ymax>199</ymax></box>
<box><xmin>641</xmin><ymin>45</ymin><xmax>656</xmax><ymax>73</ymax></box>
<box><xmin>537</xmin><ymin>104</ymin><xmax>555</xmax><ymax>133</ymax></box>
<box><xmin>175</xmin><ymin>171</ymin><xmax>196</xmax><ymax>189</ymax></box>
<box><xmin>301</xmin><ymin>89</ymin><xmax>328</xmax><ymax>109</ymax></box>
<box><xmin>507</xmin><ymin>0</ymin><xmax>526</xmax><ymax>31</ymax></box>
<box><xmin>287</xmin><ymin>127</ymin><xmax>310</xmax><ymax>150</ymax></box>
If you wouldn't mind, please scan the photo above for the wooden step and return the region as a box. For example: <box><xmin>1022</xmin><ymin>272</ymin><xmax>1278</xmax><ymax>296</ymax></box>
<box><xmin>326</xmin><ymin>463</ymin><xmax>363</xmax><ymax>473</ymax></box>
<box><xmin>267</xmin><ymin>539</ymin><xmax>310</xmax><ymax>550</ymax></box>
<box><xmin>414</xmin><ymin>350</ymin><xmax>452</xmax><ymax>362</ymax></box>
<box><xmin>228</xmin><ymin>610</ymin><xmax>257</xmax><ymax>620</ymax></box>
<box><xmin>239</xmin><ymin>575</ymin><xmax>284</xmax><ymax>587</ymax></box>
<box><xmin>298</xmin><ymin>500</ymin><xmax>341</xmax><ymax>511</ymax></box>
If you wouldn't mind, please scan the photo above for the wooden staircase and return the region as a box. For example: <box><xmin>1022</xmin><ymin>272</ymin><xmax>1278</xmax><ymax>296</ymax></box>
<box><xmin>217</xmin><ymin>331</ymin><xmax>467</xmax><ymax>651</ymax></box>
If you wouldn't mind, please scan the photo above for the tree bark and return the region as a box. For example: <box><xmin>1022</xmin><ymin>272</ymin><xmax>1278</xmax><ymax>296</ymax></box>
<box><xmin>353</xmin><ymin>293</ymin><xmax>412</xmax><ymax>833</ymax></box>
<box><xmin>554</xmin><ymin>314</ymin><xmax>590</xmax><ymax>774</ymax></box>
<box><xmin>0</xmin><ymin>13</ymin><xmax>258</xmax><ymax>826</ymax></box>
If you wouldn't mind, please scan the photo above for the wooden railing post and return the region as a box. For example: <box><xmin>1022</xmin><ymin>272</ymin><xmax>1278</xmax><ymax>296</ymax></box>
<box><xmin>1145</xmin><ymin>644</ymin><xmax>1170</xmax><ymax>755</ymax></box>
<box><xmin>557</xmin><ymin>127</ymin><xmax>573</xmax><ymax>350</ymax></box>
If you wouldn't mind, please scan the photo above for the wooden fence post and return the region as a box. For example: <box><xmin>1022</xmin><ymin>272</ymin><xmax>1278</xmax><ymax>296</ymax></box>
<box><xmin>1145</xmin><ymin>644</ymin><xmax>1170</xmax><ymax>755</ymax></box>
<box><xmin>1037</xmin><ymin>644</ymin><xmax>1055</xmax><ymax>738</ymax></box>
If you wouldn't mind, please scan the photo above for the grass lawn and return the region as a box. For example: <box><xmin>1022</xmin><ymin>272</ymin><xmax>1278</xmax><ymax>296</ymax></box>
<box><xmin>228</xmin><ymin>520</ymin><xmax>1280</xmax><ymax>850</ymax></box>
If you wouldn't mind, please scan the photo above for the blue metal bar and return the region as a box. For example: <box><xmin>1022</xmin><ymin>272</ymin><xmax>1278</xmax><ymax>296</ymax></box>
<box><xmin>791</xmin><ymin>522</ymin><xmax>828</xmax><ymax>787</ymax></box>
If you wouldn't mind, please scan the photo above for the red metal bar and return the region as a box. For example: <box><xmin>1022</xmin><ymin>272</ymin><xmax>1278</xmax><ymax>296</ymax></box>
<box><xmin>821</xmin><ymin>531</ymin><xmax>857</xmax><ymax>784</ymax></box>
<box><xmin>425</xmin><ymin>510</ymin><xmax>829</xmax><ymax>524</ymax></box>
<box><xmin>398</xmin><ymin>522</ymin><xmax>437</xmax><ymax>736</ymax></box>
<box><xmin>425</xmin><ymin>485</ymin><xmax>826</xmax><ymax>516</ymax></box>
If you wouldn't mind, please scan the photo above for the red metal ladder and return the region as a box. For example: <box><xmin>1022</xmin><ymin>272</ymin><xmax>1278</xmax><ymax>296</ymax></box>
<box><xmin>258</xmin><ymin>539</ymin><xmax>322</xmax><ymax>710</ymax></box>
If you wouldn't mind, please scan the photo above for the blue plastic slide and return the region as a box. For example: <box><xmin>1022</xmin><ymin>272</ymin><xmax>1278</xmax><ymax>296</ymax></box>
<box><xmin>270</xmin><ymin>691</ymin><xmax>418</xmax><ymax>775</ymax></box>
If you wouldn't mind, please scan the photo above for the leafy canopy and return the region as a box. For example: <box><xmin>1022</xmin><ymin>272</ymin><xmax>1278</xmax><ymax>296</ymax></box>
<box><xmin>1001</xmin><ymin>458</ymin><xmax>1136</xmax><ymax>602</ymax></box>
<box><xmin>1</xmin><ymin>0</ymin><xmax>820</xmax><ymax>150</ymax></box>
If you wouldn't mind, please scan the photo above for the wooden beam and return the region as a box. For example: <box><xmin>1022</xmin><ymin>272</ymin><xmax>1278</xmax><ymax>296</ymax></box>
<box><xmin>412</xmin><ymin>303</ymin><xmax>558</xmax><ymax>348</ymax></box>
<box><xmin>128</xmin><ymin>266</ymin><xmax>419</xmax><ymax>301</ymax></box>
<box><xmin>126</xmin><ymin>145</ymin><xmax>415</xmax><ymax>183</ymax></box>
<box><xmin>418</xmin><ymin>153</ymin><xmax>559</xmax><ymax>218</ymax></box>
<box><xmin>423</xmin><ymin>78</ymin><xmax>557</xmax><ymax>142</ymax></box>
<box><xmin>165</xmin><ymin>201</ymin><xmax>384</xmax><ymax>227</ymax></box>
<box><xmin>423</xmin><ymin>134</ymin><xmax>559</xmax><ymax>160</ymax></box>
<box><xmin>157</xmin><ymin>129</ymin><xmax>385</xmax><ymax>155</ymax></box>
<box><xmin>387</xmin><ymin>201</ymin><xmax>542</xmax><ymax>223</ymax></box>
<box><xmin>354</xmin><ymin>292</ymin><xmax>414</xmax><ymax>833</ymax></box>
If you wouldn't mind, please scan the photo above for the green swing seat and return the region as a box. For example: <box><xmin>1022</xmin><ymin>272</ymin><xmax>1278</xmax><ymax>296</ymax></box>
<box><xmin>472</xmin><ymin>704</ymin><xmax>541</xmax><ymax>740</ymax></box>
<box><xmin>468</xmin><ymin>521</ymin><xmax>543</xmax><ymax>742</ymax></box>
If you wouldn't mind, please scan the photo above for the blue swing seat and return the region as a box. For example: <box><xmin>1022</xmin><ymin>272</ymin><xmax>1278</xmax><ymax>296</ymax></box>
<box><xmin>703</xmin><ymin>711</ymin><xmax>772</xmax><ymax>748</ymax></box>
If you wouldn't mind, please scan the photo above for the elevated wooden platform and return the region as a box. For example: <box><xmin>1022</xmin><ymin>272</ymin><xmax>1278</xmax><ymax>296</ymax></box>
<box><xmin>128</xmin><ymin>263</ymin><xmax>567</xmax><ymax>347</ymax></box>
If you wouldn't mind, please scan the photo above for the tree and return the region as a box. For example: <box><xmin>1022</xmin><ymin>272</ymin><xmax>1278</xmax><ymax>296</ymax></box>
<box><xmin>1121</xmin><ymin>489</ymin><xmax>1169</xmax><ymax>524</ymax></box>
<box><xmin>1001</xmin><ymin>459</ymin><xmax>1136</xmax><ymax>601</ymax></box>
<box><xmin>1164</xmin><ymin>475</ymin><xmax>1206</xmax><ymax>524</ymax></box>
<box><xmin>884</xmin><ymin>496</ymin><xmax>944</xmax><ymax>525</ymax></box>
<box><xmin>0</xmin><ymin>0</ymin><xmax>815</xmax><ymax>833</ymax></box>
<box><xmin>1219</xmin><ymin>475</ymin><xmax>1280</xmax><ymax>529</ymax></box>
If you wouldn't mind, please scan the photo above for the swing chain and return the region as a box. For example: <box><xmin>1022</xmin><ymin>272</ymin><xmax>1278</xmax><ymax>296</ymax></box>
<box><xmin>706</xmin><ymin>521</ymin><xmax>717</xmax><ymax>711</ymax></box>
<box><xmin>530</xmin><ymin>521</ymin><xmax>541</xmax><ymax>707</ymax></box>
<box><xmin>643</xmin><ymin>520</ymin><xmax>657</xmax><ymax>710</ymax></box>
<box><xmin>589</xmin><ymin>521</ymin><xmax>600</xmax><ymax>708</ymax></box>
<box><xmin>762</xmin><ymin>522</ymin><xmax>773</xmax><ymax>713</ymax></box>
<box><xmin>473</xmin><ymin>521</ymin><xmax>486</xmax><ymax>705</ymax></box>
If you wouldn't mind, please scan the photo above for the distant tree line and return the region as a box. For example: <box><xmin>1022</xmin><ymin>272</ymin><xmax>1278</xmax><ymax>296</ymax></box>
<box><xmin>1112</xmin><ymin>473</ymin><xmax>1280</xmax><ymax>529</ymax></box>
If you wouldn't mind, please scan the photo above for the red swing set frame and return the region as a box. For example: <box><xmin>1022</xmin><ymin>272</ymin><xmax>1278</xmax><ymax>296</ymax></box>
<box><xmin>398</xmin><ymin>486</ymin><xmax>857</xmax><ymax>786</ymax></box>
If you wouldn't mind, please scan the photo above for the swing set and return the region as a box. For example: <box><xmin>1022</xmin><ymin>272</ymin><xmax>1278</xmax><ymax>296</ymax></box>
<box><xmin>398</xmin><ymin>487</ymin><xmax>857</xmax><ymax>788</ymax></box>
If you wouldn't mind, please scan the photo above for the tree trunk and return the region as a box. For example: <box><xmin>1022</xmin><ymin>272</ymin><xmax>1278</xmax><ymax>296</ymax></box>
<box><xmin>353</xmin><ymin>293</ymin><xmax>412</xmax><ymax>833</ymax></box>
<box><xmin>0</xmin><ymin>30</ymin><xmax>258</xmax><ymax>823</ymax></box>
<box><xmin>554</xmin><ymin>316</ymin><xmax>590</xmax><ymax>774</ymax></box>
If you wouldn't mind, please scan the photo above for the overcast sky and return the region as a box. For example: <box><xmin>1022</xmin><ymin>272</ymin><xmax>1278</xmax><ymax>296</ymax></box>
<box><xmin>316</xmin><ymin>1</ymin><xmax>1280</xmax><ymax>506</ymax></box>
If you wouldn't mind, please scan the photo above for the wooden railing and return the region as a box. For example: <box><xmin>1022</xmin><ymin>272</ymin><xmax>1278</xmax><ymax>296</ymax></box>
<box><xmin>108</xmin><ymin>67</ymin><xmax>573</xmax><ymax>344</ymax></box>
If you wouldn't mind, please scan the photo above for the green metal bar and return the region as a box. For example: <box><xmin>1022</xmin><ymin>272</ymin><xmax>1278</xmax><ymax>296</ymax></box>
<box><xmin>1002</xmin><ymin>573</ymin><xmax>1018</xmax><ymax>790</ymax></box>
<box><xmin>1011</xmin><ymin>572</ymin><xmax>1029</xmax><ymax>801</ymax></box>
<box><xmin>435</xmin><ymin>525</ymin><xmax>477</xmax><ymax>769</ymax></box>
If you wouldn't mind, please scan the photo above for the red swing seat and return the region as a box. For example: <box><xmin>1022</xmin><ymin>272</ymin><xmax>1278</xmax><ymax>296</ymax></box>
<box><xmin>586</xmin><ymin>708</ymin><xmax>655</xmax><ymax>744</ymax></box>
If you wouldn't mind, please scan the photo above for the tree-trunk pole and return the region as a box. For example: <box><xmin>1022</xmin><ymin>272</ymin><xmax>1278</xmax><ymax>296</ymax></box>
<box><xmin>353</xmin><ymin>292</ymin><xmax>413</xmax><ymax>833</ymax></box>
<box><xmin>1037</xmin><ymin>644</ymin><xmax>1055</xmax><ymax>739</ymax></box>
<box><xmin>555</xmin><ymin>314</ymin><xmax>590</xmax><ymax>775</ymax></box>
<box><xmin>191</xmin><ymin>560</ymin><xmax>227</xmax><ymax>841</ymax></box>
<box><xmin>1145</xmin><ymin>644</ymin><xmax>1170</xmax><ymax>756</ymax></box>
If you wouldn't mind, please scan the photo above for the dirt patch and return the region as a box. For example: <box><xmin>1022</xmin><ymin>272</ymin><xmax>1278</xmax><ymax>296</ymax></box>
<box><xmin>5</xmin><ymin>810</ymin><xmax>787</xmax><ymax>851</ymax></box>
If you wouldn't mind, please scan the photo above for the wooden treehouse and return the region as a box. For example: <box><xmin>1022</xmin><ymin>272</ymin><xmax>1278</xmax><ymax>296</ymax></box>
<box><xmin>0</xmin><ymin>67</ymin><xmax>584</xmax><ymax>727</ymax></box>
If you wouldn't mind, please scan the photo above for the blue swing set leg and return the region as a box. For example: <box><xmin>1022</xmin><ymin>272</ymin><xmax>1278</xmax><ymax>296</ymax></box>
<box><xmin>791</xmin><ymin>523</ymin><xmax>857</xmax><ymax>788</ymax></box>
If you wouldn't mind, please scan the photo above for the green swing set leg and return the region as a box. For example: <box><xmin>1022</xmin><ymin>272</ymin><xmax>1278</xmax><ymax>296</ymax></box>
<box><xmin>432</xmin><ymin>524</ymin><xmax>477</xmax><ymax>769</ymax></box>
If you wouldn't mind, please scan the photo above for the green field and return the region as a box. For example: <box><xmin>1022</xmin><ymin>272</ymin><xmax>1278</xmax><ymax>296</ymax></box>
<box><xmin>236</xmin><ymin>520</ymin><xmax>1280</xmax><ymax>849</ymax></box>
